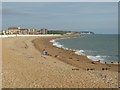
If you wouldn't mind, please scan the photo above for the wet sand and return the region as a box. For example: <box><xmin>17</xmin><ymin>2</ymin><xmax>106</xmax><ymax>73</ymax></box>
<box><xmin>2</xmin><ymin>36</ymin><xmax>119</xmax><ymax>88</ymax></box>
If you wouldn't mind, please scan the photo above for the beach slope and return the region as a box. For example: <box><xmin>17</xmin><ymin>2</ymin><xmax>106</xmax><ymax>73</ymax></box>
<box><xmin>2</xmin><ymin>36</ymin><xmax>118</xmax><ymax>88</ymax></box>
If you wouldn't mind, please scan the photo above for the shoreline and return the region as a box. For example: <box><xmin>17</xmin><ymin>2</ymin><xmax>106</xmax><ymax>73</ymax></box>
<box><xmin>49</xmin><ymin>36</ymin><xmax>119</xmax><ymax>65</ymax></box>
<box><xmin>3</xmin><ymin>36</ymin><xmax>118</xmax><ymax>88</ymax></box>
<box><xmin>32</xmin><ymin>35</ymin><xmax>119</xmax><ymax>72</ymax></box>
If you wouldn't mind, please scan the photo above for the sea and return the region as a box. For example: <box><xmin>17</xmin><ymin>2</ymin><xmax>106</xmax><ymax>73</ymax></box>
<box><xmin>50</xmin><ymin>34</ymin><xmax>118</xmax><ymax>63</ymax></box>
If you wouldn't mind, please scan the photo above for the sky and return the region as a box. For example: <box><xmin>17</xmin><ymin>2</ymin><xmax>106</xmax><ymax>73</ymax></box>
<box><xmin>2</xmin><ymin>2</ymin><xmax>118</xmax><ymax>34</ymax></box>
<box><xmin>1</xmin><ymin>0</ymin><xmax>120</xmax><ymax>2</ymax></box>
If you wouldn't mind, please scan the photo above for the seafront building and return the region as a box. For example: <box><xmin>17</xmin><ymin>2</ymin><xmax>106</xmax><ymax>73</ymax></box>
<box><xmin>37</xmin><ymin>28</ymin><xmax>48</xmax><ymax>34</ymax></box>
<box><xmin>0</xmin><ymin>27</ymin><xmax>94</xmax><ymax>35</ymax></box>
<box><xmin>0</xmin><ymin>27</ymin><xmax>47</xmax><ymax>35</ymax></box>
<box><xmin>7</xmin><ymin>27</ymin><xmax>37</xmax><ymax>35</ymax></box>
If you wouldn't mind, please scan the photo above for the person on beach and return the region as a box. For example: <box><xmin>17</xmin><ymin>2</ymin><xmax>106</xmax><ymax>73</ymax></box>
<box><xmin>41</xmin><ymin>49</ymin><xmax>48</xmax><ymax>56</ymax></box>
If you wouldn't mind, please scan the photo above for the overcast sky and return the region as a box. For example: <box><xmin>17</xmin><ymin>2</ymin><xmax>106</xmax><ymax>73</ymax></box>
<box><xmin>2</xmin><ymin>2</ymin><xmax>118</xmax><ymax>34</ymax></box>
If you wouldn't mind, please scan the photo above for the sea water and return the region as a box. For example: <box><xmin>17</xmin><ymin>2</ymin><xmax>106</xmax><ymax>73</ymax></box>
<box><xmin>50</xmin><ymin>34</ymin><xmax>118</xmax><ymax>63</ymax></box>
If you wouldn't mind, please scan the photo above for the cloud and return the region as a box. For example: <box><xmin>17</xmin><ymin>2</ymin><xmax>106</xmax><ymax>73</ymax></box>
<box><xmin>2</xmin><ymin>6</ymin><xmax>36</xmax><ymax>16</ymax></box>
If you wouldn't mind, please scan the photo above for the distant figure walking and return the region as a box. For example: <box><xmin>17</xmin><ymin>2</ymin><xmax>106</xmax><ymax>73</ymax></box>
<box><xmin>41</xmin><ymin>49</ymin><xmax>48</xmax><ymax>56</ymax></box>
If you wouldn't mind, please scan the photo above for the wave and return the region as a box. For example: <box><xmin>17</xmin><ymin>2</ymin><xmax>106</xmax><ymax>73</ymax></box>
<box><xmin>50</xmin><ymin>37</ymin><xmax>72</xmax><ymax>49</ymax></box>
<box><xmin>74</xmin><ymin>50</ymin><xmax>85</xmax><ymax>55</ymax></box>
<box><xmin>50</xmin><ymin>37</ymin><xmax>112</xmax><ymax>63</ymax></box>
<box><xmin>87</xmin><ymin>55</ymin><xmax>105</xmax><ymax>62</ymax></box>
<box><xmin>74</xmin><ymin>50</ymin><xmax>108</xmax><ymax>62</ymax></box>
<box><xmin>50</xmin><ymin>40</ymin><xmax>63</xmax><ymax>48</ymax></box>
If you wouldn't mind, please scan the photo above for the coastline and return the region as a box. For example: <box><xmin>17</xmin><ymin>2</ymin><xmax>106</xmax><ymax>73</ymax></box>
<box><xmin>32</xmin><ymin>35</ymin><xmax>119</xmax><ymax>72</ymax></box>
<box><xmin>49</xmin><ymin>35</ymin><xmax>119</xmax><ymax>65</ymax></box>
<box><xmin>2</xmin><ymin>36</ymin><xmax>118</xmax><ymax>88</ymax></box>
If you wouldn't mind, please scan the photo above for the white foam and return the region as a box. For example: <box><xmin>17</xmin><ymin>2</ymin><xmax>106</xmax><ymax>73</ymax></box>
<box><xmin>53</xmin><ymin>42</ymin><xmax>63</xmax><ymax>48</ymax></box>
<box><xmin>50</xmin><ymin>38</ymin><xmax>86</xmax><ymax>55</ymax></box>
<box><xmin>75</xmin><ymin>50</ymin><xmax>106</xmax><ymax>62</ymax></box>
<box><xmin>50</xmin><ymin>37</ymin><xmax>79</xmax><ymax>49</ymax></box>
<box><xmin>74</xmin><ymin>50</ymin><xmax>85</xmax><ymax>55</ymax></box>
<box><xmin>73</xmin><ymin>49</ymin><xmax>108</xmax><ymax>62</ymax></box>
<box><xmin>87</xmin><ymin>55</ymin><xmax>104</xmax><ymax>61</ymax></box>
<box><xmin>50</xmin><ymin>39</ymin><xmax>55</xmax><ymax>43</ymax></box>
<box><xmin>50</xmin><ymin>38</ymin><xmax>67</xmax><ymax>48</ymax></box>
<box><xmin>50</xmin><ymin>37</ymin><xmax>111</xmax><ymax>63</ymax></box>
<box><xmin>50</xmin><ymin>37</ymin><xmax>115</xmax><ymax>63</ymax></box>
<box><xmin>64</xmin><ymin>47</ymin><xmax>69</xmax><ymax>50</ymax></box>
